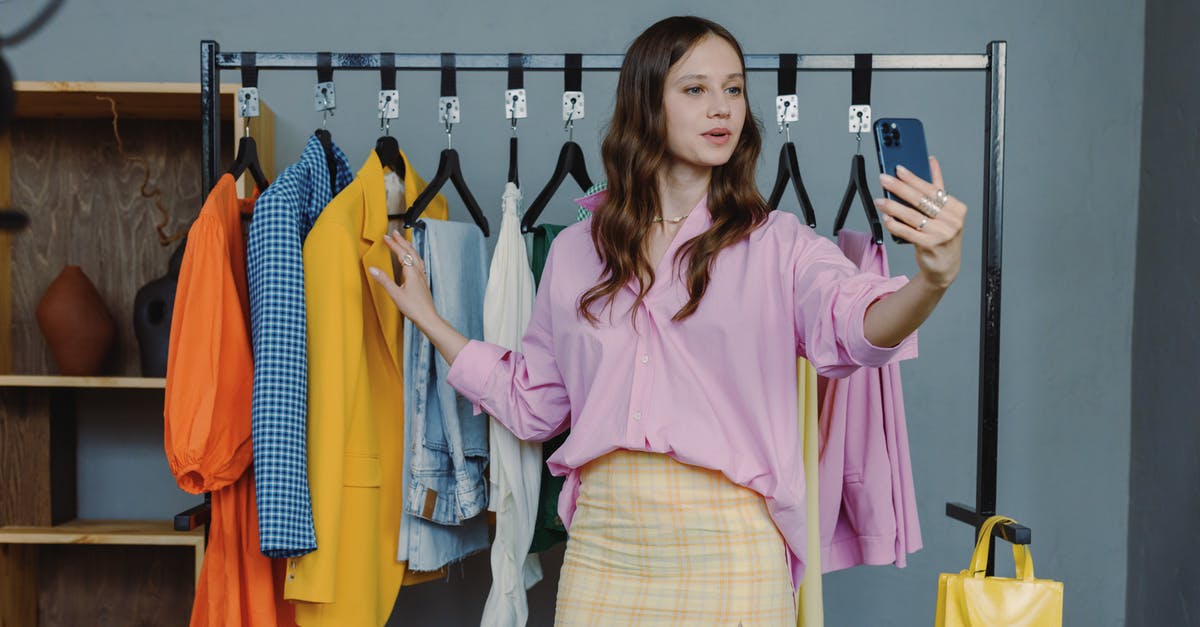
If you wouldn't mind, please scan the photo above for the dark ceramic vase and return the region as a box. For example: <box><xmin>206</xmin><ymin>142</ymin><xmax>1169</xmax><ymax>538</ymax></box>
<box><xmin>133</xmin><ymin>242</ymin><xmax>185</xmax><ymax>377</ymax></box>
<box><xmin>35</xmin><ymin>265</ymin><xmax>117</xmax><ymax>376</ymax></box>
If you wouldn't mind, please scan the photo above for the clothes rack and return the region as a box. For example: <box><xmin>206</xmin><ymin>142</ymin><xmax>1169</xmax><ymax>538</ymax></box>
<box><xmin>189</xmin><ymin>40</ymin><xmax>1018</xmax><ymax>575</ymax></box>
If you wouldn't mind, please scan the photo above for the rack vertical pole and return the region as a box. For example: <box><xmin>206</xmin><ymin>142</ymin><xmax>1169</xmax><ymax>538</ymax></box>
<box><xmin>978</xmin><ymin>39</ymin><xmax>1007</xmax><ymax>574</ymax></box>
<box><xmin>201</xmin><ymin>40</ymin><xmax>220</xmax><ymax>195</ymax></box>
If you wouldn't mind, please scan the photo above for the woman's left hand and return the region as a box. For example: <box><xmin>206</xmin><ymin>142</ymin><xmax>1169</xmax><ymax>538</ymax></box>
<box><xmin>875</xmin><ymin>156</ymin><xmax>966</xmax><ymax>290</ymax></box>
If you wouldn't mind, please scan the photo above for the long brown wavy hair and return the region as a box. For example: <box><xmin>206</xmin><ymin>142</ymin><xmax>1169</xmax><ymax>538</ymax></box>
<box><xmin>579</xmin><ymin>16</ymin><xmax>770</xmax><ymax>325</ymax></box>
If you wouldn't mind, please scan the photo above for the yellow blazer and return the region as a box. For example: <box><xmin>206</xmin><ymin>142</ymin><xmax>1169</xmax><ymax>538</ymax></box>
<box><xmin>286</xmin><ymin>150</ymin><xmax>448</xmax><ymax>626</ymax></box>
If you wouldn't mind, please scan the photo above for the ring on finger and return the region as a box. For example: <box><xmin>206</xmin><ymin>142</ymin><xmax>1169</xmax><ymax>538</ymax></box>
<box><xmin>917</xmin><ymin>196</ymin><xmax>942</xmax><ymax>219</ymax></box>
<box><xmin>916</xmin><ymin>217</ymin><xmax>928</xmax><ymax>231</ymax></box>
<box><xmin>934</xmin><ymin>188</ymin><xmax>950</xmax><ymax>209</ymax></box>
<box><xmin>402</xmin><ymin>253</ymin><xmax>415</xmax><ymax>267</ymax></box>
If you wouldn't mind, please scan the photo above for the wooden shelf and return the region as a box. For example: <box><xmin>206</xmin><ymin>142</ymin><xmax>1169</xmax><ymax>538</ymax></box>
<box><xmin>0</xmin><ymin>519</ymin><xmax>201</xmax><ymax>547</ymax></box>
<box><xmin>0</xmin><ymin>519</ymin><xmax>204</xmax><ymax>586</ymax></box>
<box><xmin>0</xmin><ymin>375</ymin><xmax>165</xmax><ymax>389</ymax></box>
<box><xmin>13</xmin><ymin>81</ymin><xmax>242</xmax><ymax>120</ymax></box>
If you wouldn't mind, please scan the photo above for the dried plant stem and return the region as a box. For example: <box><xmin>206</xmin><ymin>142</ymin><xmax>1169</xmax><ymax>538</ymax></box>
<box><xmin>97</xmin><ymin>96</ymin><xmax>186</xmax><ymax>246</ymax></box>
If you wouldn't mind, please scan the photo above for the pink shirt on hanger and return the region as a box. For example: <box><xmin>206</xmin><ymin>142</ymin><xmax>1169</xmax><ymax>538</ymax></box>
<box><xmin>446</xmin><ymin>190</ymin><xmax>917</xmax><ymax>589</ymax></box>
<box><xmin>818</xmin><ymin>229</ymin><xmax>923</xmax><ymax>572</ymax></box>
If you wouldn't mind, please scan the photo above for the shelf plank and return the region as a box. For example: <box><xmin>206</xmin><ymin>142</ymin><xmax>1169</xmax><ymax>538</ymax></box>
<box><xmin>0</xmin><ymin>520</ymin><xmax>203</xmax><ymax>547</ymax></box>
<box><xmin>14</xmin><ymin>81</ymin><xmax>240</xmax><ymax>120</ymax></box>
<box><xmin>0</xmin><ymin>520</ymin><xmax>204</xmax><ymax>587</ymax></box>
<box><xmin>0</xmin><ymin>375</ymin><xmax>165</xmax><ymax>389</ymax></box>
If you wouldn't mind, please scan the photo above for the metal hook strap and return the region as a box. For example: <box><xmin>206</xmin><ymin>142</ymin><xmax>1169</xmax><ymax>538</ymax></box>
<box><xmin>852</xmin><ymin>53</ymin><xmax>872</xmax><ymax>106</ymax></box>
<box><xmin>777</xmin><ymin>53</ymin><xmax>796</xmax><ymax>97</ymax></box>
<box><xmin>317</xmin><ymin>52</ymin><xmax>333</xmax><ymax>85</ymax></box>
<box><xmin>440</xmin><ymin>52</ymin><xmax>457</xmax><ymax>98</ymax></box>
<box><xmin>565</xmin><ymin>53</ymin><xmax>582</xmax><ymax>93</ymax></box>
<box><xmin>508</xmin><ymin>52</ymin><xmax>524</xmax><ymax>91</ymax></box>
<box><xmin>240</xmin><ymin>51</ymin><xmax>258</xmax><ymax>90</ymax></box>
<box><xmin>508</xmin><ymin>52</ymin><xmax>523</xmax><ymax>131</ymax></box>
<box><xmin>381</xmin><ymin>52</ymin><xmax>396</xmax><ymax>90</ymax></box>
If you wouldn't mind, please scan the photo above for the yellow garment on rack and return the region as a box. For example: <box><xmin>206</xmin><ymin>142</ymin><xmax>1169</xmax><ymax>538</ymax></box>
<box><xmin>797</xmin><ymin>356</ymin><xmax>824</xmax><ymax>627</ymax></box>
<box><xmin>286</xmin><ymin>149</ymin><xmax>447</xmax><ymax>626</ymax></box>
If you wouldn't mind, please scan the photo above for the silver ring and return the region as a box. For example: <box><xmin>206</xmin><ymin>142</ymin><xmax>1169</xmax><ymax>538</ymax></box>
<box><xmin>934</xmin><ymin>188</ymin><xmax>950</xmax><ymax>208</ymax></box>
<box><xmin>917</xmin><ymin>217</ymin><xmax>928</xmax><ymax>231</ymax></box>
<box><xmin>917</xmin><ymin>196</ymin><xmax>941</xmax><ymax>219</ymax></box>
<box><xmin>402</xmin><ymin>253</ymin><xmax>415</xmax><ymax>267</ymax></box>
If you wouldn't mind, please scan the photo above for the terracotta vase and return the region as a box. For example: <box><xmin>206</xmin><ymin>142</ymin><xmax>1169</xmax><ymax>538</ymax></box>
<box><xmin>35</xmin><ymin>265</ymin><xmax>117</xmax><ymax>376</ymax></box>
<box><xmin>133</xmin><ymin>243</ymin><xmax>184</xmax><ymax>377</ymax></box>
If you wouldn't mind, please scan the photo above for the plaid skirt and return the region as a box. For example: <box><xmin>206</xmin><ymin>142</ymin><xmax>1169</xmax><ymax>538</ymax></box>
<box><xmin>555</xmin><ymin>449</ymin><xmax>796</xmax><ymax>626</ymax></box>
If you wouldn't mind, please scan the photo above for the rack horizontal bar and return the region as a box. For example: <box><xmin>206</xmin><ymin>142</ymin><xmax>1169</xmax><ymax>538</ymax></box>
<box><xmin>214</xmin><ymin>52</ymin><xmax>989</xmax><ymax>72</ymax></box>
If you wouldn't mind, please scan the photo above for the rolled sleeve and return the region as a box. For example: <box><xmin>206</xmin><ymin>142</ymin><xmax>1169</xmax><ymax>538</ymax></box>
<box><xmin>446</xmin><ymin>339</ymin><xmax>511</xmax><ymax>416</ymax></box>
<box><xmin>843</xmin><ymin>275</ymin><xmax>919</xmax><ymax>367</ymax></box>
<box><xmin>793</xmin><ymin>229</ymin><xmax>919</xmax><ymax>377</ymax></box>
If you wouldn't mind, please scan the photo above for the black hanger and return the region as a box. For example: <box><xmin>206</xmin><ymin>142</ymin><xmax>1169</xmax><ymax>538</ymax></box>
<box><xmin>832</xmin><ymin>54</ymin><xmax>884</xmax><ymax>244</ymax></box>
<box><xmin>228</xmin><ymin>135</ymin><xmax>270</xmax><ymax>193</ymax></box>
<box><xmin>401</xmin><ymin>53</ymin><xmax>490</xmax><ymax>236</ymax></box>
<box><xmin>375</xmin><ymin>53</ymin><xmax>405</xmax><ymax>180</ymax></box>
<box><xmin>521</xmin><ymin>54</ymin><xmax>593</xmax><ymax>233</ymax></box>
<box><xmin>508</xmin><ymin>136</ymin><xmax>519</xmax><ymax>186</ymax></box>
<box><xmin>313</xmin><ymin>53</ymin><xmax>340</xmax><ymax>194</ymax></box>
<box><xmin>522</xmin><ymin>142</ymin><xmax>592</xmax><ymax>232</ymax></box>
<box><xmin>314</xmin><ymin>128</ymin><xmax>339</xmax><ymax>193</ymax></box>
<box><xmin>768</xmin><ymin>143</ymin><xmax>816</xmax><ymax>227</ymax></box>
<box><xmin>228</xmin><ymin>52</ymin><xmax>269</xmax><ymax>193</ymax></box>
<box><xmin>766</xmin><ymin>54</ymin><xmax>816</xmax><ymax>227</ymax></box>
<box><xmin>833</xmin><ymin>154</ymin><xmax>883</xmax><ymax>244</ymax></box>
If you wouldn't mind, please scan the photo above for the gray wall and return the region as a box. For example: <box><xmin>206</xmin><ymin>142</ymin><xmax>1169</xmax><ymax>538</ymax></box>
<box><xmin>0</xmin><ymin>0</ymin><xmax>1145</xmax><ymax>625</ymax></box>
<box><xmin>1127</xmin><ymin>0</ymin><xmax>1200</xmax><ymax>624</ymax></box>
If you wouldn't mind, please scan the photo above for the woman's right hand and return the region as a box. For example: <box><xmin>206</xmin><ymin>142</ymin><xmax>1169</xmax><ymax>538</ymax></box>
<box><xmin>368</xmin><ymin>230</ymin><xmax>439</xmax><ymax>327</ymax></box>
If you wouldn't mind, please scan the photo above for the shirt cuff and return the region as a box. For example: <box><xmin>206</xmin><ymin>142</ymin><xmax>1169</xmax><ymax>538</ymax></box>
<box><xmin>846</xmin><ymin>276</ymin><xmax>919</xmax><ymax>366</ymax></box>
<box><xmin>446</xmin><ymin>339</ymin><xmax>510</xmax><ymax>416</ymax></box>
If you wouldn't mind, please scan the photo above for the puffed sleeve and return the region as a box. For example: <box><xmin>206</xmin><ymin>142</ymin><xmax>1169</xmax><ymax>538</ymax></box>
<box><xmin>163</xmin><ymin>214</ymin><xmax>254</xmax><ymax>494</ymax></box>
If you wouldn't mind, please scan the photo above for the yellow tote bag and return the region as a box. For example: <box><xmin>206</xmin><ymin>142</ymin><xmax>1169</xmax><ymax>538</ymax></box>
<box><xmin>935</xmin><ymin>516</ymin><xmax>1063</xmax><ymax>627</ymax></box>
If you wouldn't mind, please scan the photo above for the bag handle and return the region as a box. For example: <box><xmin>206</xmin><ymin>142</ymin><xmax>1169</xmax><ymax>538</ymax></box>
<box><xmin>969</xmin><ymin>515</ymin><xmax>1036</xmax><ymax>581</ymax></box>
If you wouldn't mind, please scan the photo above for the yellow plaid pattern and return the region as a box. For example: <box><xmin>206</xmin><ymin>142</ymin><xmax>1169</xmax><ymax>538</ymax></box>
<box><xmin>555</xmin><ymin>449</ymin><xmax>796</xmax><ymax>626</ymax></box>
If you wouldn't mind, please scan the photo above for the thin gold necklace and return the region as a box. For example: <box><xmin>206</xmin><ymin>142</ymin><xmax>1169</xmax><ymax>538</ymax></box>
<box><xmin>652</xmin><ymin>212</ymin><xmax>691</xmax><ymax>224</ymax></box>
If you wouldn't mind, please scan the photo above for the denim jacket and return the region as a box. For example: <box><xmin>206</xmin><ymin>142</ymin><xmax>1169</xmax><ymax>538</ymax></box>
<box><xmin>398</xmin><ymin>218</ymin><xmax>490</xmax><ymax>570</ymax></box>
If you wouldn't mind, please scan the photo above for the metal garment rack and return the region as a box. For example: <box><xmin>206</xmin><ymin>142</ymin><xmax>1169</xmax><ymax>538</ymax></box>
<box><xmin>194</xmin><ymin>40</ymin><xmax>1019</xmax><ymax>574</ymax></box>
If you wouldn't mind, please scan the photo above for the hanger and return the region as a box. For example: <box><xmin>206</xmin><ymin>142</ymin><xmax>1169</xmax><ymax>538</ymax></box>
<box><xmin>832</xmin><ymin>54</ymin><xmax>884</xmax><ymax>244</ymax></box>
<box><xmin>402</xmin><ymin>53</ymin><xmax>490</xmax><ymax>236</ymax></box>
<box><xmin>375</xmin><ymin>52</ymin><xmax>405</xmax><ymax>180</ymax></box>
<box><xmin>228</xmin><ymin>135</ymin><xmax>269</xmax><ymax>193</ymax></box>
<box><xmin>767</xmin><ymin>53</ymin><xmax>816</xmax><ymax>227</ymax></box>
<box><xmin>313</xmin><ymin>52</ymin><xmax>340</xmax><ymax>194</ymax></box>
<box><xmin>521</xmin><ymin>53</ymin><xmax>593</xmax><ymax>233</ymax></box>
<box><xmin>228</xmin><ymin>52</ymin><xmax>269</xmax><ymax>194</ymax></box>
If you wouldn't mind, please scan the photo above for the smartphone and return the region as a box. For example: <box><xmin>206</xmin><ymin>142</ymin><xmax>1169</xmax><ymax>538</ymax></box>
<box><xmin>874</xmin><ymin>118</ymin><xmax>931</xmax><ymax>244</ymax></box>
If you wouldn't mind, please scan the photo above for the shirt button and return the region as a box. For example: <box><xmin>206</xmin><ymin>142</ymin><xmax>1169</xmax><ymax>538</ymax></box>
<box><xmin>640</xmin><ymin>354</ymin><xmax>649</xmax><ymax>364</ymax></box>
<box><xmin>633</xmin><ymin>411</ymin><xmax>642</xmax><ymax>421</ymax></box>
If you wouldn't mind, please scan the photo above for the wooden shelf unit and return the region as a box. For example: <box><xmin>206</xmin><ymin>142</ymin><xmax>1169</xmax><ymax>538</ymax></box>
<box><xmin>0</xmin><ymin>81</ymin><xmax>272</xmax><ymax>627</ymax></box>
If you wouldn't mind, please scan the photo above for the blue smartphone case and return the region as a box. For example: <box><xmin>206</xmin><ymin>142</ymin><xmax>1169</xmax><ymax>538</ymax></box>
<box><xmin>874</xmin><ymin>118</ymin><xmax>931</xmax><ymax>244</ymax></box>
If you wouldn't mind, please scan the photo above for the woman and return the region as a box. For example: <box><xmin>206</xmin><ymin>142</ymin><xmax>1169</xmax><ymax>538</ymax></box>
<box><xmin>369</xmin><ymin>15</ymin><xmax>964</xmax><ymax>625</ymax></box>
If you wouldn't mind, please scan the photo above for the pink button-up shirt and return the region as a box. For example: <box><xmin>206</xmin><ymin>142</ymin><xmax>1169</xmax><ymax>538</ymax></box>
<box><xmin>446</xmin><ymin>192</ymin><xmax>917</xmax><ymax>588</ymax></box>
